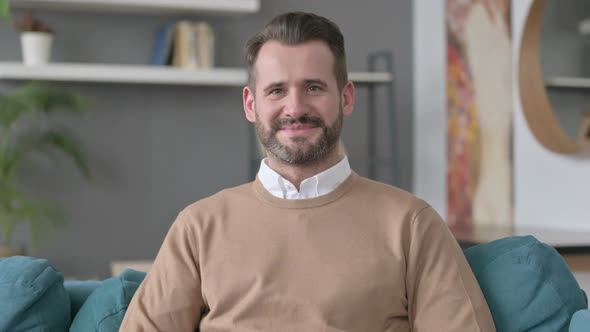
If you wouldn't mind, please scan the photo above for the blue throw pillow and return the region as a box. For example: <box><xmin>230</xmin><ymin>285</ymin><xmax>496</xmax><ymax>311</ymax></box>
<box><xmin>64</xmin><ymin>280</ymin><xmax>102</xmax><ymax>320</ymax></box>
<box><xmin>0</xmin><ymin>256</ymin><xmax>71</xmax><ymax>331</ymax></box>
<box><xmin>569</xmin><ymin>310</ymin><xmax>590</xmax><ymax>332</ymax></box>
<box><xmin>69</xmin><ymin>269</ymin><xmax>146</xmax><ymax>332</ymax></box>
<box><xmin>465</xmin><ymin>235</ymin><xmax>588</xmax><ymax>332</ymax></box>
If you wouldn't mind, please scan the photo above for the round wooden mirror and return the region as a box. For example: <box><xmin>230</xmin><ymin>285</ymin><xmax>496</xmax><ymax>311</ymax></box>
<box><xmin>519</xmin><ymin>0</ymin><xmax>590</xmax><ymax>155</ymax></box>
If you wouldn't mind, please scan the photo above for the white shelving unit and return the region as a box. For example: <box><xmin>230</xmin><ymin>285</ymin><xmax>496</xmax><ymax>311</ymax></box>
<box><xmin>545</xmin><ymin>76</ymin><xmax>590</xmax><ymax>89</ymax></box>
<box><xmin>0</xmin><ymin>62</ymin><xmax>393</xmax><ymax>86</ymax></box>
<box><xmin>9</xmin><ymin>0</ymin><xmax>260</xmax><ymax>15</ymax></box>
<box><xmin>3</xmin><ymin>0</ymin><xmax>394</xmax><ymax>86</ymax></box>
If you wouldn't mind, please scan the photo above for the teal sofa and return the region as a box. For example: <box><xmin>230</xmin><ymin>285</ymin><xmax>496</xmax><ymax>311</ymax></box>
<box><xmin>0</xmin><ymin>235</ymin><xmax>588</xmax><ymax>331</ymax></box>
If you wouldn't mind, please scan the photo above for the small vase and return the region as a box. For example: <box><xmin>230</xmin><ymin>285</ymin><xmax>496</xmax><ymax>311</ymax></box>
<box><xmin>0</xmin><ymin>246</ymin><xmax>25</xmax><ymax>258</ymax></box>
<box><xmin>20</xmin><ymin>32</ymin><xmax>53</xmax><ymax>66</ymax></box>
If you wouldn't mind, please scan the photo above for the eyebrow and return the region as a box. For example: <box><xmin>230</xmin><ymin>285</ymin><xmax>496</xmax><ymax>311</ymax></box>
<box><xmin>262</xmin><ymin>79</ymin><xmax>329</xmax><ymax>93</ymax></box>
<box><xmin>304</xmin><ymin>79</ymin><xmax>328</xmax><ymax>87</ymax></box>
<box><xmin>263</xmin><ymin>81</ymin><xmax>284</xmax><ymax>93</ymax></box>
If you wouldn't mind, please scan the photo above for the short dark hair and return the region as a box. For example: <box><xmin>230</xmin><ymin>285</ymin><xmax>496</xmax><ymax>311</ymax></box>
<box><xmin>244</xmin><ymin>12</ymin><xmax>348</xmax><ymax>92</ymax></box>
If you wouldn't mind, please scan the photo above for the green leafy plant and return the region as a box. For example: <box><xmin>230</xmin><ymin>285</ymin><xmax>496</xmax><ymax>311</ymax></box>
<box><xmin>0</xmin><ymin>82</ymin><xmax>91</xmax><ymax>252</ymax></box>
<box><xmin>0</xmin><ymin>0</ymin><xmax>10</xmax><ymax>24</ymax></box>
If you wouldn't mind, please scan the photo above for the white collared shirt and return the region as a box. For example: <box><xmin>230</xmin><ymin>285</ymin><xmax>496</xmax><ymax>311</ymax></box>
<box><xmin>257</xmin><ymin>156</ymin><xmax>352</xmax><ymax>199</ymax></box>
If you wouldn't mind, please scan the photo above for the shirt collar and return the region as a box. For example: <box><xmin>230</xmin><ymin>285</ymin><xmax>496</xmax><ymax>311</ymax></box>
<box><xmin>257</xmin><ymin>156</ymin><xmax>351</xmax><ymax>199</ymax></box>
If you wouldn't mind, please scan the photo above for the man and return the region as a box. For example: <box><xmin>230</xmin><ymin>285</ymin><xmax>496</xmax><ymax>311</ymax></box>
<box><xmin>121</xmin><ymin>12</ymin><xmax>496</xmax><ymax>331</ymax></box>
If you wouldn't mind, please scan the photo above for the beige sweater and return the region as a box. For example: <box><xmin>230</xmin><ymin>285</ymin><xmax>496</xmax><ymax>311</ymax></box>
<box><xmin>121</xmin><ymin>173</ymin><xmax>496</xmax><ymax>331</ymax></box>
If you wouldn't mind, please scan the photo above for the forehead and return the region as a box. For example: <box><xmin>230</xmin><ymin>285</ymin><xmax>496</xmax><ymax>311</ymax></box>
<box><xmin>253</xmin><ymin>40</ymin><xmax>336</xmax><ymax>87</ymax></box>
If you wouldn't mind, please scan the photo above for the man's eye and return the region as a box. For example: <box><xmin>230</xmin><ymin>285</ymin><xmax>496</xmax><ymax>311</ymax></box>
<box><xmin>308</xmin><ymin>85</ymin><xmax>321</xmax><ymax>92</ymax></box>
<box><xmin>269</xmin><ymin>89</ymin><xmax>283</xmax><ymax>95</ymax></box>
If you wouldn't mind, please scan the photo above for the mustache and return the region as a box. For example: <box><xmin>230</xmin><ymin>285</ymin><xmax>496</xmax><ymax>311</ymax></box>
<box><xmin>271</xmin><ymin>115</ymin><xmax>325</xmax><ymax>132</ymax></box>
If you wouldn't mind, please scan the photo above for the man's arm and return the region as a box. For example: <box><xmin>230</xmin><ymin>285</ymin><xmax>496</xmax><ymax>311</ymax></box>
<box><xmin>120</xmin><ymin>210</ymin><xmax>205</xmax><ymax>331</ymax></box>
<box><xmin>406</xmin><ymin>207</ymin><xmax>496</xmax><ymax>331</ymax></box>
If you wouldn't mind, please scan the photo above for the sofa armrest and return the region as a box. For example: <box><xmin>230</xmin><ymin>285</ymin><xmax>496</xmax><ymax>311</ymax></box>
<box><xmin>570</xmin><ymin>309</ymin><xmax>590</xmax><ymax>332</ymax></box>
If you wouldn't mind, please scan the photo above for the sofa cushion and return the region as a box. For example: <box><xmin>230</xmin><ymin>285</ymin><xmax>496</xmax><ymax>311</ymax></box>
<box><xmin>569</xmin><ymin>309</ymin><xmax>590</xmax><ymax>332</ymax></box>
<box><xmin>69</xmin><ymin>269</ymin><xmax>146</xmax><ymax>332</ymax></box>
<box><xmin>465</xmin><ymin>235</ymin><xmax>588</xmax><ymax>332</ymax></box>
<box><xmin>0</xmin><ymin>256</ymin><xmax>71</xmax><ymax>331</ymax></box>
<box><xmin>64</xmin><ymin>280</ymin><xmax>102</xmax><ymax>320</ymax></box>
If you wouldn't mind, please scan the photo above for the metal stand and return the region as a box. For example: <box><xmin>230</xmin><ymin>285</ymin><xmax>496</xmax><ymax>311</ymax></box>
<box><xmin>366</xmin><ymin>51</ymin><xmax>398</xmax><ymax>187</ymax></box>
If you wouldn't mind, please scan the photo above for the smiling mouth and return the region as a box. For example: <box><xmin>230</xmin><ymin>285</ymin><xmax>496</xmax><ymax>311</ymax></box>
<box><xmin>272</xmin><ymin>115</ymin><xmax>324</xmax><ymax>136</ymax></box>
<box><xmin>280</xmin><ymin>124</ymin><xmax>318</xmax><ymax>131</ymax></box>
<box><xmin>279</xmin><ymin>125</ymin><xmax>320</xmax><ymax>136</ymax></box>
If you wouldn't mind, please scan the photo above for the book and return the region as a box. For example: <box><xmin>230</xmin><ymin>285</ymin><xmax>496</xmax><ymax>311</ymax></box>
<box><xmin>172</xmin><ymin>21</ymin><xmax>198</xmax><ymax>69</ymax></box>
<box><xmin>150</xmin><ymin>23</ymin><xmax>176</xmax><ymax>66</ymax></box>
<box><xmin>171</xmin><ymin>21</ymin><xmax>215</xmax><ymax>69</ymax></box>
<box><xmin>194</xmin><ymin>22</ymin><xmax>215</xmax><ymax>69</ymax></box>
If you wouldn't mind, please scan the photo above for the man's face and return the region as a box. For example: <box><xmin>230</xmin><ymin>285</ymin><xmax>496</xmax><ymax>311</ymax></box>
<box><xmin>243</xmin><ymin>40</ymin><xmax>354</xmax><ymax>165</ymax></box>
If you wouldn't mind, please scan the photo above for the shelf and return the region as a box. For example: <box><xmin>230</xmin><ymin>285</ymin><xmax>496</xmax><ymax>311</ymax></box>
<box><xmin>0</xmin><ymin>63</ymin><xmax>247</xmax><ymax>86</ymax></box>
<box><xmin>545</xmin><ymin>77</ymin><xmax>590</xmax><ymax>89</ymax></box>
<box><xmin>348</xmin><ymin>72</ymin><xmax>393</xmax><ymax>84</ymax></box>
<box><xmin>0</xmin><ymin>62</ymin><xmax>394</xmax><ymax>86</ymax></box>
<box><xmin>9</xmin><ymin>0</ymin><xmax>261</xmax><ymax>15</ymax></box>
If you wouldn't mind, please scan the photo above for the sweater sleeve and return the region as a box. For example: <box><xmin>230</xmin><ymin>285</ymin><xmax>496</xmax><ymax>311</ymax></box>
<box><xmin>120</xmin><ymin>210</ymin><xmax>205</xmax><ymax>331</ymax></box>
<box><xmin>405</xmin><ymin>206</ymin><xmax>496</xmax><ymax>332</ymax></box>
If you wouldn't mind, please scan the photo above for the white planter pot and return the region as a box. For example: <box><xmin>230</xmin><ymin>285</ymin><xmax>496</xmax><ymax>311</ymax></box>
<box><xmin>20</xmin><ymin>32</ymin><xmax>53</xmax><ymax>66</ymax></box>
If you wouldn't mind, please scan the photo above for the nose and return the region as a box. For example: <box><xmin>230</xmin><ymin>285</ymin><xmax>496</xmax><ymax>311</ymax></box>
<box><xmin>283</xmin><ymin>89</ymin><xmax>308</xmax><ymax>118</ymax></box>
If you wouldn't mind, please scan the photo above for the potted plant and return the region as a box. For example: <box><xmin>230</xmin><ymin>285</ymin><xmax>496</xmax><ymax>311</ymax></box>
<box><xmin>0</xmin><ymin>81</ymin><xmax>91</xmax><ymax>257</ymax></box>
<box><xmin>1</xmin><ymin>1</ymin><xmax>54</xmax><ymax>65</ymax></box>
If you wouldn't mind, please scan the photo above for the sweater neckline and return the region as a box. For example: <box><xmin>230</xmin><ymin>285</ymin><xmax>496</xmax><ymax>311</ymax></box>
<box><xmin>252</xmin><ymin>172</ymin><xmax>359</xmax><ymax>209</ymax></box>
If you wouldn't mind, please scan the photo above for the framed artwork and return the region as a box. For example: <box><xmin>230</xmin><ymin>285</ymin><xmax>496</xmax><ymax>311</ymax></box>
<box><xmin>446</xmin><ymin>0</ymin><xmax>514</xmax><ymax>228</ymax></box>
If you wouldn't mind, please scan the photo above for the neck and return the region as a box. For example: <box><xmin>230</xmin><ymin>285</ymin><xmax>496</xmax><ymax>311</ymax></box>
<box><xmin>265</xmin><ymin>143</ymin><xmax>344</xmax><ymax>190</ymax></box>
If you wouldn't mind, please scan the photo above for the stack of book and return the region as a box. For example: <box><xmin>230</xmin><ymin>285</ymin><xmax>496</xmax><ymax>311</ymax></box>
<box><xmin>150</xmin><ymin>21</ymin><xmax>215</xmax><ymax>69</ymax></box>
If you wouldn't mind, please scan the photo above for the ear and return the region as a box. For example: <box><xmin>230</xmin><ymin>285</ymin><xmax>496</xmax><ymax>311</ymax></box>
<box><xmin>243</xmin><ymin>86</ymin><xmax>256</xmax><ymax>123</ymax></box>
<box><xmin>341</xmin><ymin>81</ymin><xmax>355</xmax><ymax>117</ymax></box>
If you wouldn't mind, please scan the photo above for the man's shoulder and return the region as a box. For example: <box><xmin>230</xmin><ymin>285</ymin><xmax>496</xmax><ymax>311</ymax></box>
<box><xmin>181</xmin><ymin>181</ymin><xmax>255</xmax><ymax>216</ymax></box>
<box><xmin>353</xmin><ymin>174</ymin><xmax>430</xmax><ymax>211</ymax></box>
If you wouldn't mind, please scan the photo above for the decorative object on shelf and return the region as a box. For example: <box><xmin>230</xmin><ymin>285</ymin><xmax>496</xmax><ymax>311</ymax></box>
<box><xmin>177</xmin><ymin>21</ymin><xmax>215</xmax><ymax>69</ymax></box>
<box><xmin>519</xmin><ymin>0</ymin><xmax>590</xmax><ymax>155</ymax></box>
<box><xmin>150</xmin><ymin>22</ymin><xmax>176</xmax><ymax>66</ymax></box>
<box><xmin>150</xmin><ymin>20</ymin><xmax>215</xmax><ymax>69</ymax></box>
<box><xmin>17</xmin><ymin>10</ymin><xmax>53</xmax><ymax>66</ymax></box>
<box><xmin>0</xmin><ymin>82</ymin><xmax>91</xmax><ymax>257</ymax></box>
<box><xmin>446</xmin><ymin>0</ymin><xmax>514</xmax><ymax>229</ymax></box>
<box><xmin>0</xmin><ymin>1</ymin><xmax>54</xmax><ymax>66</ymax></box>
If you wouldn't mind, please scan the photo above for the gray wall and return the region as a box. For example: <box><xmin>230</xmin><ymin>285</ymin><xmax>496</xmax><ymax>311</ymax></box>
<box><xmin>0</xmin><ymin>0</ymin><xmax>413</xmax><ymax>278</ymax></box>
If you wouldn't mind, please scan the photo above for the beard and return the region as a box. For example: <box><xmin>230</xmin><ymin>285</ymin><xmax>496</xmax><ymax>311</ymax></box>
<box><xmin>255</xmin><ymin>109</ymin><xmax>343</xmax><ymax>165</ymax></box>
